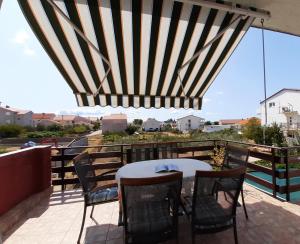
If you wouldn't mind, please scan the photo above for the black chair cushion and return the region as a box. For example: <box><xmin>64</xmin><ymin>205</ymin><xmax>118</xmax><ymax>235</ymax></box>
<box><xmin>127</xmin><ymin>200</ymin><xmax>173</xmax><ymax>234</ymax></box>
<box><xmin>87</xmin><ymin>186</ymin><xmax>118</xmax><ymax>205</ymax></box>
<box><xmin>194</xmin><ymin>196</ymin><xmax>232</xmax><ymax>227</ymax></box>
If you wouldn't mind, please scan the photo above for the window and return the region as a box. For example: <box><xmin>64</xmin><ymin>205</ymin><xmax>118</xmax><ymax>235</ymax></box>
<box><xmin>6</xmin><ymin>119</ymin><xmax>11</xmax><ymax>124</ymax></box>
<box><xmin>269</xmin><ymin>102</ymin><xmax>275</xmax><ymax>108</ymax></box>
<box><xmin>5</xmin><ymin>112</ymin><xmax>10</xmax><ymax>116</ymax></box>
<box><xmin>290</xmin><ymin>117</ymin><xmax>292</xmax><ymax>125</ymax></box>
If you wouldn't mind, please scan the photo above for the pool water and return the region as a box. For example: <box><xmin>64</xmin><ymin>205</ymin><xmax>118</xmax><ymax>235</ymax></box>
<box><xmin>246</xmin><ymin>171</ymin><xmax>300</xmax><ymax>202</ymax></box>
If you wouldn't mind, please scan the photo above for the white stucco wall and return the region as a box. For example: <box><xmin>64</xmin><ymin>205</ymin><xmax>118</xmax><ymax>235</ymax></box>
<box><xmin>259</xmin><ymin>90</ymin><xmax>300</xmax><ymax>126</ymax></box>
<box><xmin>203</xmin><ymin>125</ymin><xmax>232</xmax><ymax>133</ymax></box>
<box><xmin>177</xmin><ymin>115</ymin><xmax>205</xmax><ymax>132</ymax></box>
<box><xmin>143</xmin><ymin>119</ymin><xmax>161</xmax><ymax>131</ymax></box>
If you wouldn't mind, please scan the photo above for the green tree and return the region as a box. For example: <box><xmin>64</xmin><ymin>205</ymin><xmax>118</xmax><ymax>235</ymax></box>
<box><xmin>132</xmin><ymin>119</ymin><xmax>143</xmax><ymax>126</ymax></box>
<box><xmin>243</xmin><ymin>118</ymin><xmax>285</xmax><ymax>146</ymax></box>
<box><xmin>213</xmin><ymin>121</ymin><xmax>219</xmax><ymax>125</ymax></box>
<box><xmin>0</xmin><ymin>125</ymin><xmax>24</xmax><ymax>138</ymax></box>
<box><xmin>242</xmin><ymin>117</ymin><xmax>262</xmax><ymax>143</ymax></box>
<box><xmin>204</xmin><ymin>121</ymin><xmax>212</xmax><ymax>125</ymax></box>
<box><xmin>265</xmin><ymin>123</ymin><xmax>285</xmax><ymax>146</ymax></box>
<box><xmin>125</xmin><ymin>124</ymin><xmax>138</xmax><ymax>135</ymax></box>
<box><xmin>92</xmin><ymin>122</ymin><xmax>100</xmax><ymax>130</ymax></box>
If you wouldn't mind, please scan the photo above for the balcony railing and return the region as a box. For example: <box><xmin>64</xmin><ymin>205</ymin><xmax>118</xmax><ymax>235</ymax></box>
<box><xmin>281</xmin><ymin>123</ymin><xmax>300</xmax><ymax>130</ymax></box>
<box><xmin>50</xmin><ymin>139</ymin><xmax>300</xmax><ymax>202</ymax></box>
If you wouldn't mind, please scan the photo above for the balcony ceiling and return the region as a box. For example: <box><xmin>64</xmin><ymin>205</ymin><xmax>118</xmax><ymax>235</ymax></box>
<box><xmin>239</xmin><ymin>0</ymin><xmax>300</xmax><ymax>36</ymax></box>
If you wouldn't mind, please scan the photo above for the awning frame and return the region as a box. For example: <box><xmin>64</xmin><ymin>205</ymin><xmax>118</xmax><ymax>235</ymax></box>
<box><xmin>179</xmin><ymin>0</ymin><xmax>270</xmax><ymax>19</ymax></box>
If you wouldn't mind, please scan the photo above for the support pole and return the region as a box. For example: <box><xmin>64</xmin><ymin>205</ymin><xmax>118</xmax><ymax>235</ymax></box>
<box><xmin>0</xmin><ymin>0</ymin><xmax>3</xmax><ymax>10</ymax></box>
<box><xmin>261</xmin><ymin>19</ymin><xmax>268</xmax><ymax>144</ymax></box>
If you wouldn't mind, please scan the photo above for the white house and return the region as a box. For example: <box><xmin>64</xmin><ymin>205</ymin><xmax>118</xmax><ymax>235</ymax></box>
<box><xmin>0</xmin><ymin>105</ymin><xmax>33</xmax><ymax>127</ymax></box>
<box><xmin>143</xmin><ymin>118</ymin><xmax>161</xmax><ymax>131</ymax></box>
<box><xmin>259</xmin><ymin>89</ymin><xmax>300</xmax><ymax>128</ymax></box>
<box><xmin>177</xmin><ymin>115</ymin><xmax>205</xmax><ymax>132</ymax></box>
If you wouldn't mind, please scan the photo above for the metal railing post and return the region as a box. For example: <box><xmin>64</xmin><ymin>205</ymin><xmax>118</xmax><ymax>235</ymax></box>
<box><xmin>284</xmin><ymin>148</ymin><xmax>290</xmax><ymax>201</ymax></box>
<box><xmin>121</xmin><ymin>145</ymin><xmax>124</xmax><ymax>165</ymax></box>
<box><xmin>271</xmin><ymin>148</ymin><xmax>277</xmax><ymax>198</ymax></box>
<box><xmin>61</xmin><ymin>148</ymin><xmax>65</xmax><ymax>191</ymax></box>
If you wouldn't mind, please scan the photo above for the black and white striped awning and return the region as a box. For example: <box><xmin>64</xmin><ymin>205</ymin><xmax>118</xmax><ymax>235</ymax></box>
<box><xmin>18</xmin><ymin>0</ymin><xmax>261</xmax><ymax>109</ymax></box>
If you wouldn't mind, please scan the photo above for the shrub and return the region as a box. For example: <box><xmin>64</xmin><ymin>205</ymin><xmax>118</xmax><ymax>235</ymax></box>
<box><xmin>26</xmin><ymin>131</ymin><xmax>64</xmax><ymax>138</ymax></box>
<box><xmin>47</xmin><ymin>124</ymin><xmax>63</xmax><ymax>131</ymax></box>
<box><xmin>242</xmin><ymin>119</ymin><xmax>285</xmax><ymax>146</ymax></box>
<box><xmin>0</xmin><ymin>124</ymin><xmax>24</xmax><ymax>138</ymax></box>
<box><xmin>72</xmin><ymin>125</ymin><xmax>88</xmax><ymax>134</ymax></box>
<box><xmin>0</xmin><ymin>148</ymin><xmax>7</xmax><ymax>154</ymax></box>
<box><xmin>125</xmin><ymin>124</ymin><xmax>138</xmax><ymax>135</ymax></box>
<box><xmin>36</xmin><ymin>124</ymin><xmax>46</xmax><ymax>131</ymax></box>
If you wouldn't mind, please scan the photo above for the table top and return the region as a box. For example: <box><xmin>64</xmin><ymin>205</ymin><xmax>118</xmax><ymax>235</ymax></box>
<box><xmin>116</xmin><ymin>158</ymin><xmax>212</xmax><ymax>180</ymax></box>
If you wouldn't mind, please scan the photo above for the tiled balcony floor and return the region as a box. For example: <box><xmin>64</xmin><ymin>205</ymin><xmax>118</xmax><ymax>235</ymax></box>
<box><xmin>4</xmin><ymin>184</ymin><xmax>300</xmax><ymax>244</ymax></box>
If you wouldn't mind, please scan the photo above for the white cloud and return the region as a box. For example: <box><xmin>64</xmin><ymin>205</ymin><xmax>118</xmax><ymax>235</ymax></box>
<box><xmin>23</xmin><ymin>47</ymin><xmax>36</xmax><ymax>56</ymax></box>
<box><xmin>203</xmin><ymin>98</ymin><xmax>211</xmax><ymax>104</ymax></box>
<box><xmin>12</xmin><ymin>30</ymin><xmax>30</xmax><ymax>44</ymax></box>
<box><xmin>12</xmin><ymin>30</ymin><xmax>36</xmax><ymax>57</ymax></box>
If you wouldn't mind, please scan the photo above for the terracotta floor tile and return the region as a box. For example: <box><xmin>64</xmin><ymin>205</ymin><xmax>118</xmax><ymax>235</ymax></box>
<box><xmin>4</xmin><ymin>184</ymin><xmax>300</xmax><ymax>244</ymax></box>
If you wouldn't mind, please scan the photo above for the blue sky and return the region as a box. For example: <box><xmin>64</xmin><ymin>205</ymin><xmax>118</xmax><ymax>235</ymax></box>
<box><xmin>1</xmin><ymin>1</ymin><xmax>300</xmax><ymax>122</ymax></box>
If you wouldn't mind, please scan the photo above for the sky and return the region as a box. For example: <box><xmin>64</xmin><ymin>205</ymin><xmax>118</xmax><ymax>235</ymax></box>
<box><xmin>1</xmin><ymin>1</ymin><xmax>300</xmax><ymax>122</ymax></box>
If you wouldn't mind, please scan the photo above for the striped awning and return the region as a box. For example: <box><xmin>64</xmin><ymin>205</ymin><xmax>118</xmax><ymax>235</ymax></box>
<box><xmin>18</xmin><ymin>0</ymin><xmax>258</xmax><ymax>109</ymax></box>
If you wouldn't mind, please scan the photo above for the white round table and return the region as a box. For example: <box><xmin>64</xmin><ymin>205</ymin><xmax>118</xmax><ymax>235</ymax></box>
<box><xmin>116</xmin><ymin>158</ymin><xmax>212</xmax><ymax>196</ymax></box>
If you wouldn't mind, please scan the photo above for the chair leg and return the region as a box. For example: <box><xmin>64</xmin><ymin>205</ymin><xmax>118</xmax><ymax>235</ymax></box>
<box><xmin>233</xmin><ymin>217</ymin><xmax>238</xmax><ymax>244</ymax></box>
<box><xmin>191</xmin><ymin>227</ymin><xmax>196</xmax><ymax>244</ymax></box>
<box><xmin>241</xmin><ymin>189</ymin><xmax>249</xmax><ymax>219</ymax></box>
<box><xmin>77</xmin><ymin>204</ymin><xmax>87</xmax><ymax>244</ymax></box>
<box><xmin>90</xmin><ymin>205</ymin><xmax>95</xmax><ymax>219</ymax></box>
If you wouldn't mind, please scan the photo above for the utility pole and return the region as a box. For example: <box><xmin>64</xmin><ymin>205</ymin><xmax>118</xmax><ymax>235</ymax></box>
<box><xmin>0</xmin><ymin>0</ymin><xmax>3</xmax><ymax>10</ymax></box>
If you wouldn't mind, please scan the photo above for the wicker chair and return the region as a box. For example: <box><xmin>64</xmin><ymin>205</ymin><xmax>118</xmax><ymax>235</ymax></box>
<box><xmin>219</xmin><ymin>145</ymin><xmax>250</xmax><ymax>219</ymax></box>
<box><xmin>120</xmin><ymin>172</ymin><xmax>183</xmax><ymax>244</ymax></box>
<box><xmin>73</xmin><ymin>152</ymin><xmax>119</xmax><ymax>244</ymax></box>
<box><xmin>190</xmin><ymin>167</ymin><xmax>246</xmax><ymax>244</ymax></box>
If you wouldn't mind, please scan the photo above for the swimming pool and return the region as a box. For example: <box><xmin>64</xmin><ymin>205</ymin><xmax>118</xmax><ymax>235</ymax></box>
<box><xmin>246</xmin><ymin>171</ymin><xmax>300</xmax><ymax>202</ymax></box>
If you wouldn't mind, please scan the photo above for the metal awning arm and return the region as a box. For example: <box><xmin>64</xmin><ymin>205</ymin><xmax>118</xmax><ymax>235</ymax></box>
<box><xmin>177</xmin><ymin>14</ymin><xmax>243</xmax><ymax>99</ymax></box>
<box><xmin>46</xmin><ymin>0</ymin><xmax>111</xmax><ymax>96</ymax></box>
<box><xmin>178</xmin><ymin>14</ymin><xmax>243</xmax><ymax>73</ymax></box>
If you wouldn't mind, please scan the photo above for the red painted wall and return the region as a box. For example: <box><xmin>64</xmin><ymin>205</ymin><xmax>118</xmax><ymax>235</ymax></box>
<box><xmin>0</xmin><ymin>146</ymin><xmax>51</xmax><ymax>215</ymax></box>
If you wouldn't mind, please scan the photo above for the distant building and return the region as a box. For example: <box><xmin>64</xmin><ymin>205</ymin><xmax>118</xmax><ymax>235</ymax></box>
<box><xmin>259</xmin><ymin>88</ymin><xmax>300</xmax><ymax>127</ymax></box>
<box><xmin>258</xmin><ymin>88</ymin><xmax>300</xmax><ymax>142</ymax></box>
<box><xmin>53</xmin><ymin>115</ymin><xmax>90</xmax><ymax>126</ymax></box>
<box><xmin>143</xmin><ymin>118</ymin><xmax>161</xmax><ymax>132</ymax></box>
<box><xmin>33</xmin><ymin>113</ymin><xmax>56</xmax><ymax>127</ymax></box>
<box><xmin>219</xmin><ymin>119</ymin><xmax>244</xmax><ymax>126</ymax></box>
<box><xmin>32</xmin><ymin>113</ymin><xmax>56</xmax><ymax>120</ymax></box>
<box><xmin>0</xmin><ymin>105</ymin><xmax>33</xmax><ymax>126</ymax></box>
<box><xmin>177</xmin><ymin>115</ymin><xmax>205</xmax><ymax>132</ymax></box>
<box><xmin>203</xmin><ymin>125</ymin><xmax>232</xmax><ymax>133</ymax></box>
<box><xmin>86</xmin><ymin>117</ymin><xmax>100</xmax><ymax>124</ymax></box>
<box><xmin>35</xmin><ymin>119</ymin><xmax>60</xmax><ymax>127</ymax></box>
<box><xmin>102</xmin><ymin>114</ymin><xmax>127</xmax><ymax>133</ymax></box>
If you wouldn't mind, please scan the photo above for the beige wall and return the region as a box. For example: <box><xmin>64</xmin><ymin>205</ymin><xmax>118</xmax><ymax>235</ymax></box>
<box><xmin>102</xmin><ymin>119</ymin><xmax>127</xmax><ymax>133</ymax></box>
